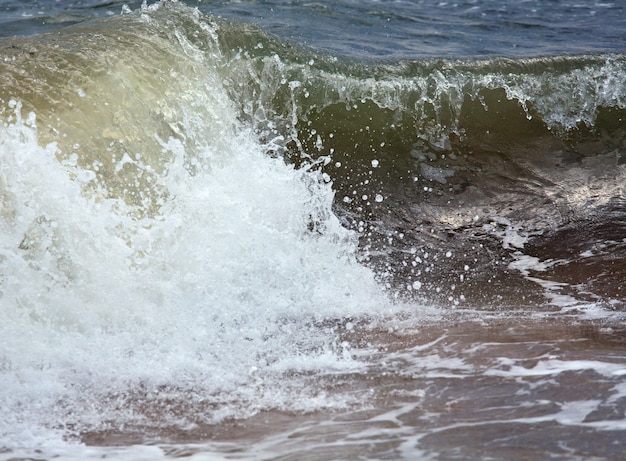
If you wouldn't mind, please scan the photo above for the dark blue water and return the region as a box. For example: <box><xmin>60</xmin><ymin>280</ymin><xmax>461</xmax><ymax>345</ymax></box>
<box><xmin>202</xmin><ymin>0</ymin><xmax>626</xmax><ymax>58</ymax></box>
<box><xmin>1</xmin><ymin>0</ymin><xmax>624</xmax><ymax>58</ymax></box>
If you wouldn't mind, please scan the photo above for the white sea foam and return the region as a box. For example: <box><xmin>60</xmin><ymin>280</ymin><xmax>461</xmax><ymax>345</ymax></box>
<box><xmin>486</xmin><ymin>358</ymin><xmax>626</xmax><ymax>378</ymax></box>
<box><xmin>0</xmin><ymin>70</ymin><xmax>390</xmax><ymax>447</ymax></box>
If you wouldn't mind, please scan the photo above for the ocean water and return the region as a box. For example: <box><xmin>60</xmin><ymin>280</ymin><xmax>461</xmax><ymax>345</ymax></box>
<box><xmin>0</xmin><ymin>1</ymin><xmax>625</xmax><ymax>460</ymax></box>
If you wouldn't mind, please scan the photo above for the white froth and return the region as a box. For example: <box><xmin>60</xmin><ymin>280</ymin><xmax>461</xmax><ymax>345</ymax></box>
<box><xmin>0</xmin><ymin>84</ymin><xmax>388</xmax><ymax>446</ymax></box>
<box><xmin>486</xmin><ymin>358</ymin><xmax>626</xmax><ymax>378</ymax></box>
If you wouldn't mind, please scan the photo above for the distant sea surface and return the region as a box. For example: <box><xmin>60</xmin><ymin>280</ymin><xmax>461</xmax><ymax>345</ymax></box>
<box><xmin>1</xmin><ymin>0</ymin><xmax>625</xmax><ymax>58</ymax></box>
<box><xmin>1</xmin><ymin>1</ymin><xmax>625</xmax><ymax>460</ymax></box>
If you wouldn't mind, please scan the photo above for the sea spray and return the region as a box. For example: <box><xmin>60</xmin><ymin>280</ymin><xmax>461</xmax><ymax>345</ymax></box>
<box><xmin>0</xmin><ymin>4</ymin><xmax>392</xmax><ymax>447</ymax></box>
<box><xmin>0</xmin><ymin>81</ymin><xmax>384</xmax><ymax>447</ymax></box>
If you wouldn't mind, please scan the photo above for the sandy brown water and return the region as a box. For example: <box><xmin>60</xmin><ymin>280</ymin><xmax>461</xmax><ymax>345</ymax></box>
<box><xmin>76</xmin><ymin>313</ymin><xmax>626</xmax><ymax>460</ymax></box>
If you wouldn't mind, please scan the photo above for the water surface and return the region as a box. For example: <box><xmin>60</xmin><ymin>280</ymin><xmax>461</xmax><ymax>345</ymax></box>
<box><xmin>0</xmin><ymin>1</ymin><xmax>625</xmax><ymax>459</ymax></box>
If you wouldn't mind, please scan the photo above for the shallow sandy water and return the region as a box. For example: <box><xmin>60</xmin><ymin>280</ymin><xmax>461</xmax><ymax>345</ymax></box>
<box><xmin>67</xmin><ymin>314</ymin><xmax>626</xmax><ymax>461</ymax></box>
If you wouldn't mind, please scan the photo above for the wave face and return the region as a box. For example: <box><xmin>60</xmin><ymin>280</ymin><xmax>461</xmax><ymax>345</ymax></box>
<box><xmin>0</xmin><ymin>0</ymin><xmax>624</xmax><ymax>450</ymax></box>
<box><xmin>213</xmin><ymin>21</ymin><xmax>625</xmax><ymax>307</ymax></box>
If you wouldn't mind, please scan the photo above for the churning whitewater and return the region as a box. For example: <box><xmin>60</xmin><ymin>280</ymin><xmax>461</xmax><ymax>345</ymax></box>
<box><xmin>0</xmin><ymin>3</ymin><xmax>393</xmax><ymax>446</ymax></box>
